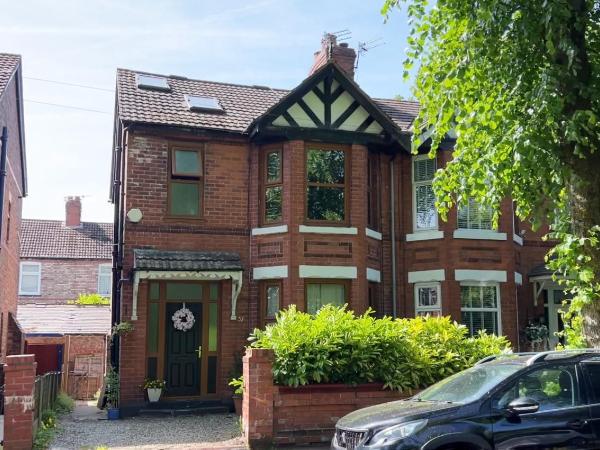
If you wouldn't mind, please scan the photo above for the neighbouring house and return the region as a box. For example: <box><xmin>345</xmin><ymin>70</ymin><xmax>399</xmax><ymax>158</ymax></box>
<box><xmin>17</xmin><ymin>196</ymin><xmax>112</xmax><ymax>398</ymax></box>
<box><xmin>110</xmin><ymin>34</ymin><xmax>556</xmax><ymax>412</ymax></box>
<box><xmin>0</xmin><ymin>53</ymin><xmax>28</xmax><ymax>360</ymax></box>
<box><xmin>19</xmin><ymin>196</ymin><xmax>113</xmax><ymax>304</ymax></box>
<box><xmin>17</xmin><ymin>304</ymin><xmax>110</xmax><ymax>399</ymax></box>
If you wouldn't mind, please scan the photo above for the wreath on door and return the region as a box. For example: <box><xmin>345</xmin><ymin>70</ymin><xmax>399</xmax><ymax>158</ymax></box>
<box><xmin>172</xmin><ymin>303</ymin><xmax>195</xmax><ymax>332</ymax></box>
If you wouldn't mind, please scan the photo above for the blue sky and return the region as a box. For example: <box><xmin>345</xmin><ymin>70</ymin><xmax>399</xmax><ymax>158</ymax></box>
<box><xmin>2</xmin><ymin>0</ymin><xmax>412</xmax><ymax>222</ymax></box>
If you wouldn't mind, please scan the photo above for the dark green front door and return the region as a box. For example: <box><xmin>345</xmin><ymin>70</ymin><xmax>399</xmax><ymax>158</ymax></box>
<box><xmin>165</xmin><ymin>302</ymin><xmax>202</xmax><ymax>396</ymax></box>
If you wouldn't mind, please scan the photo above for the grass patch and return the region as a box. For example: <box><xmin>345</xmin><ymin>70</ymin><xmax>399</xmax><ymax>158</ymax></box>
<box><xmin>32</xmin><ymin>393</ymin><xmax>75</xmax><ymax>450</ymax></box>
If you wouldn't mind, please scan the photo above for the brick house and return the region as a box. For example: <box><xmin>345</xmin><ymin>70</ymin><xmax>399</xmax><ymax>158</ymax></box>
<box><xmin>110</xmin><ymin>34</ymin><xmax>554</xmax><ymax>411</ymax></box>
<box><xmin>19</xmin><ymin>196</ymin><xmax>113</xmax><ymax>304</ymax></box>
<box><xmin>0</xmin><ymin>53</ymin><xmax>28</xmax><ymax>360</ymax></box>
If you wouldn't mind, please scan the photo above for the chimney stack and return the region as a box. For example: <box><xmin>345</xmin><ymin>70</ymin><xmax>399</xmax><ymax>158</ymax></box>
<box><xmin>65</xmin><ymin>196</ymin><xmax>82</xmax><ymax>228</ymax></box>
<box><xmin>309</xmin><ymin>33</ymin><xmax>357</xmax><ymax>78</ymax></box>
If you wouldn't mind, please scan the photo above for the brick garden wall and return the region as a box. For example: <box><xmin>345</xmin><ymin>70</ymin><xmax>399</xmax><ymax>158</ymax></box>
<box><xmin>243</xmin><ymin>348</ymin><xmax>412</xmax><ymax>448</ymax></box>
<box><xmin>3</xmin><ymin>354</ymin><xmax>36</xmax><ymax>450</ymax></box>
<box><xmin>19</xmin><ymin>258</ymin><xmax>111</xmax><ymax>304</ymax></box>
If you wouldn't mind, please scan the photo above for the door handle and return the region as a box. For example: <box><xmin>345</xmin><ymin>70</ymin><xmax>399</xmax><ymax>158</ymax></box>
<box><xmin>196</xmin><ymin>345</ymin><xmax>202</xmax><ymax>359</ymax></box>
<box><xmin>567</xmin><ymin>419</ymin><xmax>588</xmax><ymax>429</ymax></box>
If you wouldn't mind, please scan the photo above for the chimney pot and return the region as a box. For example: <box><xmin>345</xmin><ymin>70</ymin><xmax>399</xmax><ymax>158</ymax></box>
<box><xmin>65</xmin><ymin>196</ymin><xmax>82</xmax><ymax>228</ymax></box>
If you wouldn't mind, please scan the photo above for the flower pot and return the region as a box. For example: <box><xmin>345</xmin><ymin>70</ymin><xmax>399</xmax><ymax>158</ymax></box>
<box><xmin>107</xmin><ymin>407</ymin><xmax>120</xmax><ymax>420</ymax></box>
<box><xmin>233</xmin><ymin>395</ymin><xmax>242</xmax><ymax>415</ymax></box>
<box><xmin>147</xmin><ymin>387</ymin><xmax>162</xmax><ymax>402</ymax></box>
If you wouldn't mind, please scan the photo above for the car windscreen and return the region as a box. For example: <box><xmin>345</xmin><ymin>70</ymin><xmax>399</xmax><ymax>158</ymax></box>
<box><xmin>415</xmin><ymin>363</ymin><xmax>523</xmax><ymax>404</ymax></box>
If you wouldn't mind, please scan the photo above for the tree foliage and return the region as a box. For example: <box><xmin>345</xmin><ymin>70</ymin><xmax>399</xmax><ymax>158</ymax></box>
<box><xmin>382</xmin><ymin>0</ymin><xmax>600</xmax><ymax>345</ymax></box>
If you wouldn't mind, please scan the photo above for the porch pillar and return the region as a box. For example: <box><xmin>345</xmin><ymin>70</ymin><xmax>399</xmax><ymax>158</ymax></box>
<box><xmin>243</xmin><ymin>348</ymin><xmax>274</xmax><ymax>449</ymax></box>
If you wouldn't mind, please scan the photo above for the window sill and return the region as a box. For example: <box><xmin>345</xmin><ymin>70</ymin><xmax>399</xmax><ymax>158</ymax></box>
<box><xmin>299</xmin><ymin>225</ymin><xmax>358</xmax><ymax>235</ymax></box>
<box><xmin>406</xmin><ymin>230</ymin><xmax>444</xmax><ymax>242</ymax></box>
<box><xmin>513</xmin><ymin>234</ymin><xmax>523</xmax><ymax>246</ymax></box>
<box><xmin>453</xmin><ymin>229</ymin><xmax>507</xmax><ymax>241</ymax></box>
<box><xmin>365</xmin><ymin>228</ymin><xmax>382</xmax><ymax>240</ymax></box>
<box><xmin>19</xmin><ymin>293</ymin><xmax>40</xmax><ymax>296</ymax></box>
<box><xmin>251</xmin><ymin>225</ymin><xmax>288</xmax><ymax>236</ymax></box>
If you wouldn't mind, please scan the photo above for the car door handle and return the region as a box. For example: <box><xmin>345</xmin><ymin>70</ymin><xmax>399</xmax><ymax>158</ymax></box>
<box><xmin>567</xmin><ymin>419</ymin><xmax>588</xmax><ymax>429</ymax></box>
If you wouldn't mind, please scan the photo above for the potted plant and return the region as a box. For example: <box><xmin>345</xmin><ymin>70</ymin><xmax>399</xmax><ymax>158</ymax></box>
<box><xmin>105</xmin><ymin>367</ymin><xmax>120</xmax><ymax>420</ymax></box>
<box><xmin>228</xmin><ymin>376</ymin><xmax>243</xmax><ymax>415</ymax></box>
<box><xmin>143</xmin><ymin>378</ymin><xmax>166</xmax><ymax>403</ymax></box>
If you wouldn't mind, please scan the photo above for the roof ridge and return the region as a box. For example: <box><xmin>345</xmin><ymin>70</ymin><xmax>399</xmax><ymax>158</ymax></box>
<box><xmin>22</xmin><ymin>218</ymin><xmax>113</xmax><ymax>226</ymax></box>
<box><xmin>117</xmin><ymin>67</ymin><xmax>290</xmax><ymax>93</ymax></box>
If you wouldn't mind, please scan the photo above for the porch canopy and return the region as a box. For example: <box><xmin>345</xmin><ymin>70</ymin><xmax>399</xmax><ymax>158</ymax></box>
<box><xmin>132</xmin><ymin>249</ymin><xmax>243</xmax><ymax>320</ymax></box>
<box><xmin>529</xmin><ymin>261</ymin><xmax>556</xmax><ymax>306</ymax></box>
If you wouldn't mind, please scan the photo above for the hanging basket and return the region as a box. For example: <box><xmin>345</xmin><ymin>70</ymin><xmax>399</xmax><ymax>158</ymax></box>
<box><xmin>172</xmin><ymin>304</ymin><xmax>195</xmax><ymax>332</ymax></box>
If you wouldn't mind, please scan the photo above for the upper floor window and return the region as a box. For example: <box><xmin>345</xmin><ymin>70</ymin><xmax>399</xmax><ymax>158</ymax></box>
<box><xmin>98</xmin><ymin>264</ymin><xmax>112</xmax><ymax>296</ymax></box>
<box><xmin>262</xmin><ymin>149</ymin><xmax>283</xmax><ymax>224</ymax></box>
<box><xmin>306</xmin><ymin>146</ymin><xmax>348</xmax><ymax>224</ymax></box>
<box><xmin>413</xmin><ymin>155</ymin><xmax>437</xmax><ymax>231</ymax></box>
<box><xmin>19</xmin><ymin>262</ymin><xmax>41</xmax><ymax>296</ymax></box>
<box><xmin>460</xmin><ymin>284</ymin><xmax>500</xmax><ymax>336</ymax></box>
<box><xmin>367</xmin><ymin>152</ymin><xmax>380</xmax><ymax>230</ymax></box>
<box><xmin>458</xmin><ymin>198</ymin><xmax>493</xmax><ymax>230</ymax></box>
<box><xmin>305</xmin><ymin>280</ymin><xmax>348</xmax><ymax>314</ymax></box>
<box><xmin>168</xmin><ymin>146</ymin><xmax>203</xmax><ymax>217</ymax></box>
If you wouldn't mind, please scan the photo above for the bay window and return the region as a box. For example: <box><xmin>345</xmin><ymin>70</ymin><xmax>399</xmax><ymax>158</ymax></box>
<box><xmin>306</xmin><ymin>146</ymin><xmax>348</xmax><ymax>224</ymax></box>
<box><xmin>305</xmin><ymin>280</ymin><xmax>348</xmax><ymax>314</ymax></box>
<box><xmin>415</xmin><ymin>282</ymin><xmax>442</xmax><ymax>316</ymax></box>
<box><xmin>460</xmin><ymin>284</ymin><xmax>501</xmax><ymax>336</ymax></box>
<box><xmin>458</xmin><ymin>198</ymin><xmax>493</xmax><ymax>230</ymax></box>
<box><xmin>413</xmin><ymin>155</ymin><xmax>437</xmax><ymax>231</ymax></box>
<box><xmin>262</xmin><ymin>149</ymin><xmax>283</xmax><ymax>224</ymax></box>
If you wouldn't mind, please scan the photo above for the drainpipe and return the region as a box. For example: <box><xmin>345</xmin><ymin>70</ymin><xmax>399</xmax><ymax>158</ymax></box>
<box><xmin>0</xmin><ymin>127</ymin><xmax>8</xmax><ymax>245</ymax></box>
<box><xmin>110</xmin><ymin>123</ymin><xmax>126</xmax><ymax>370</ymax></box>
<box><xmin>390</xmin><ymin>154</ymin><xmax>398</xmax><ymax>319</ymax></box>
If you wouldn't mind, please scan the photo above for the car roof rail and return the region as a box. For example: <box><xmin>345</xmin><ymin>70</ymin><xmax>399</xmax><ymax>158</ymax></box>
<box><xmin>526</xmin><ymin>348</ymin><xmax>600</xmax><ymax>365</ymax></box>
<box><xmin>475</xmin><ymin>352</ymin><xmax>536</xmax><ymax>365</ymax></box>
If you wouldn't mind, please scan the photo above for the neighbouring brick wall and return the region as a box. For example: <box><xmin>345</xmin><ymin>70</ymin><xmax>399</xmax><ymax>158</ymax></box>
<box><xmin>19</xmin><ymin>258</ymin><xmax>111</xmax><ymax>304</ymax></box>
<box><xmin>242</xmin><ymin>348</ymin><xmax>412</xmax><ymax>448</ymax></box>
<box><xmin>3</xmin><ymin>354</ymin><xmax>36</xmax><ymax>450</ymax></box>
<box><xmin>0</xmin><ymin>71</ymin><xmax>25</xmax><ymax>361</ymax></box>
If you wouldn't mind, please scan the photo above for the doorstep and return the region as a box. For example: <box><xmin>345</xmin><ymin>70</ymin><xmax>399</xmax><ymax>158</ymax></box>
<box><xmin>138</xmin><ymin>399</ymin><xmax>230</xmax><ymax>417</ymax></box>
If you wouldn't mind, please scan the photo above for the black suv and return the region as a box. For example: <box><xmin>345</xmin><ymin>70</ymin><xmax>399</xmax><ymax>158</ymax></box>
<box><xmin>332</xmin><ymin>350</ymin><xmax>600</xmax><ymax>450</ymax></box>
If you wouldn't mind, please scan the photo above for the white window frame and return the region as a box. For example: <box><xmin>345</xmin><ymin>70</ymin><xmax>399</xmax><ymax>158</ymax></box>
<box><xmin>412</xmin><ymin>154</ymin><xmax>438</xmax><ymax>232</ymax></box>
<box><xmin>457</xmin><ymin>197</ymin><xmax>494</xmax><ymax>230</ymax></box>
<box><xmin>460</xmin><ymin>282</ymin><xmax>502</xmax><ymax>335</ymax></box>
<box><xmin>414</xmin><ymin>282</ymin><xmax>442</xmax><ymax>316</ymax></box>
<box><xmin>97</xmin><ymin>264</ymin><xmax>112</xmax><ymax>296</ymax></box>
<box><xmin>19</xmin><ymin>262</ymin><xmax>41</xmax><ymax>296</ymax></box>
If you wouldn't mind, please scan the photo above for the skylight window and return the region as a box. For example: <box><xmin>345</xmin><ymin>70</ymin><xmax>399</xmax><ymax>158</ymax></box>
<box><xmin>136</xmin><ymin>74</ymin><xmax>171</xmax><ymax>92</ymax></box>
<box><xmin>184</xmin><ymin>95</ymin><xmax>224</xmax><ymax>113</ymax></box>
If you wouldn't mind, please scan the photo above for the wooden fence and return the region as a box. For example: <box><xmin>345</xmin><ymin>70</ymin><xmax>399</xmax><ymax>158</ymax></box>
<box><xmin>33</xmin><ymin>371</ymin><xmax>61</xmax><ymax>429</ymax></box>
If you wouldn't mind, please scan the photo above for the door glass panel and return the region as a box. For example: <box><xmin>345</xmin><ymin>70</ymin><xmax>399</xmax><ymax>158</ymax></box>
<box><xmin>166</xmin><ymin>283</ymin><xmax>202</xmax><ymax>300</ymax></box>
<box><xmin>209</xmin><ymin>283</ymin><xmax>219</xmax><ymax>301</ymax></box>
<box><xmin>208</xmin><ymin>303</ymin><xmax>218</xmax><ymax>352</ymax></box>
<box><xmin>149</xmin><ymin>282</ymin><xmax>160</xmax><ymax>300</ymax></box>
<box><xmin>148</xmin><ymin>302</ymin><xmax>159</xmax><ymax>353</ymax></box>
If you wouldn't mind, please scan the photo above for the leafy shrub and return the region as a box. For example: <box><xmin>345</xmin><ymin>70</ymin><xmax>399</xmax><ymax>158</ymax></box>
<box><xmin>54</xmin><ymin>393</ymin><xmax>75</xmax><ymax>414</ymax></box>
<box><xmin>250</xmin><ymin>305</ymin><xmax>510</xmax><ymax>391</ymax></box>
<box><xmin>68</xmin><ymin>293</ymin><xmax>110</xmax><ymax>306</ymax></box>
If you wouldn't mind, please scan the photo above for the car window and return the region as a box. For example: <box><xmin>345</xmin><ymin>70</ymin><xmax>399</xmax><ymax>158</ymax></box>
<box><xmin>493</xmin><ymin>364</ymin><xmax>580</xmax><ymax>411</ymax></box>
<box><xmin>582</xmin><ymin>363</ymin><xmax>600</xmax><ymax>403</ymax></box>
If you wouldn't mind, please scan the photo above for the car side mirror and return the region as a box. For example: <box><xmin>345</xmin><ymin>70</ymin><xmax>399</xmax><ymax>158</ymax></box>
<box><xmin>506</xmin><ymin>397</ymin><xmax>539</xmax><ymax>415</ymax></box>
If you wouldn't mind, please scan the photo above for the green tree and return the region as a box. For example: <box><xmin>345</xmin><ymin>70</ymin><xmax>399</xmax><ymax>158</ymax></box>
<box><xmin>382</xmin><ymin>0</ymin><xmax>600</xmax><ymax>346</ymax></box>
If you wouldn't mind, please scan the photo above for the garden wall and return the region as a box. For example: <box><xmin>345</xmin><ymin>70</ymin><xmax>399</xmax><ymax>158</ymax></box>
<box><xmin>243</xmin><ymin>348</ymin><xmax>413</xmax><ymax>448</ymax></box>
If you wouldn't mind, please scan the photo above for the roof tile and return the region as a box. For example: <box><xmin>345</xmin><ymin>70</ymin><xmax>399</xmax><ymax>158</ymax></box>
<box><xmin>21</xmin><ymin>219</ymin><xmax>113</xmax><ymax>259</ymax></box>
<box><xmin>0</xmin><ymin>53</ymin><xmax>20</xmax><ymax>98</ymax></box>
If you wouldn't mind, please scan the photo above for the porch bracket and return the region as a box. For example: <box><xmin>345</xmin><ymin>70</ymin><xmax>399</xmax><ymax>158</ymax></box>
<box><xmin>130</xmin><ymin>270</ymin><xmax>243</xmax><ymax>321</ymax></box>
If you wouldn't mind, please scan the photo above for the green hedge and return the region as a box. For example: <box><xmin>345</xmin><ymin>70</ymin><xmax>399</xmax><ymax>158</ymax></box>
<box><xmin>250</xmin><ymin>305</ymin><xmax>511</xmax><ymax>391</ymax></box>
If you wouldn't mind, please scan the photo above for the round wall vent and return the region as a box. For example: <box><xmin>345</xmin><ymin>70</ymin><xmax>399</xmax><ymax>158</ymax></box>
<box><xmin>127</xmin><ymin>208</ymin><xmax>143</xmax><ymax>223</ymax></box>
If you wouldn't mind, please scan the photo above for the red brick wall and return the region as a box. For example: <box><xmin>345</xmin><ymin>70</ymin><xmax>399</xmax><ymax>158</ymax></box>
<box><xmin>0</xmin><ymin>70</ymin><xmax>25</xmax><ymax>361</ymax></box>
<box><xmin>18</xmin><ymin>258</ymin><xmax>111</xmax><ymax>304</ymax></box>
<box><xmin>242</xmin><ymin>348</ymin><xmax>411</xmax><ymax>448</ymax></box>
<box><xmin>3</xmin><ymin>354</ymin><xmax>36</xmax><ymax>450</ymax></box>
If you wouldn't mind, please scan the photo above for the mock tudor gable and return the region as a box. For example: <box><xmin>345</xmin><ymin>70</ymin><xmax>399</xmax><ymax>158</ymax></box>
<box><xmin>249</xmin><ymin>63</ymin><xmax>411</xmax><ymax>148</ymax></box>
